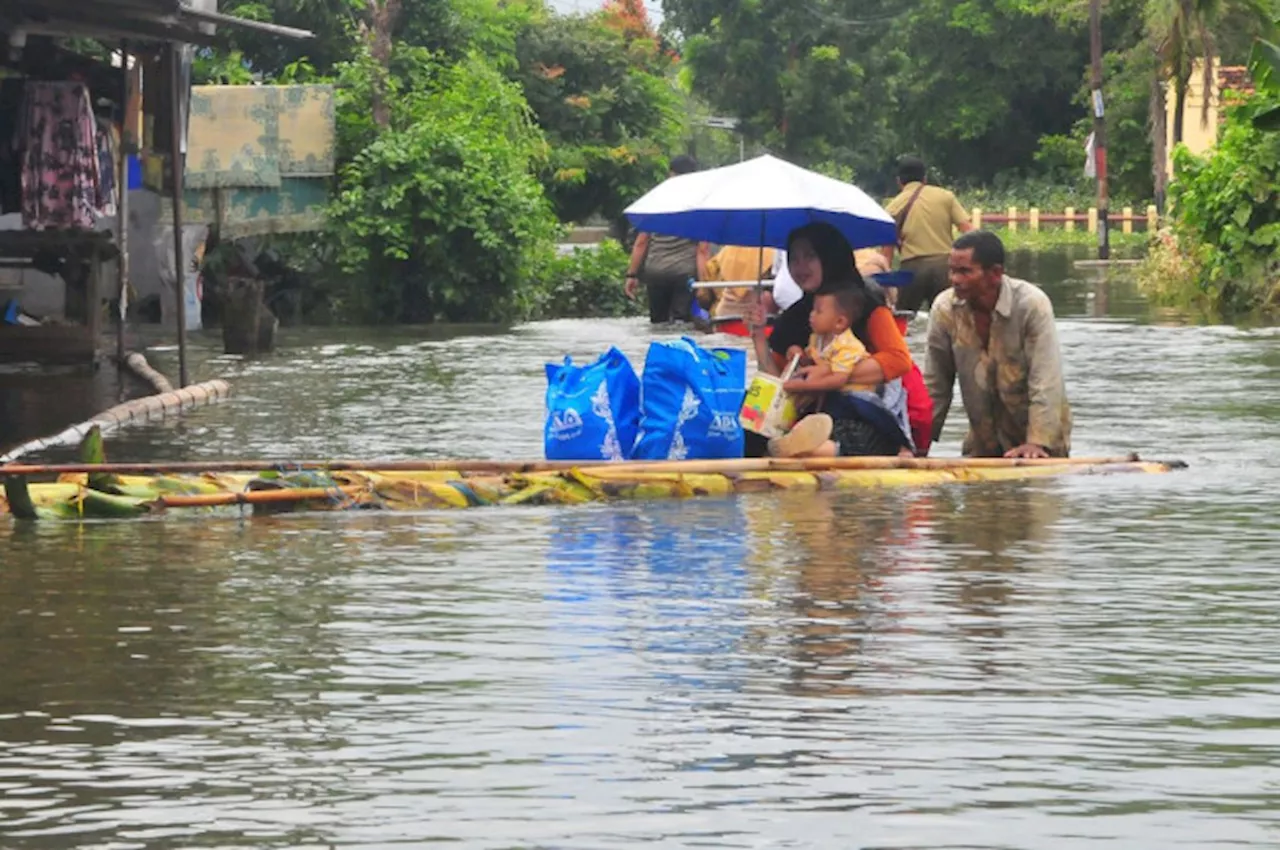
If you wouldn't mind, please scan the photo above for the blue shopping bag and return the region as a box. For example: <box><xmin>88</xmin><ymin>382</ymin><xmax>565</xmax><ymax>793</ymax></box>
<box><xmin>633</xmin><ymin>337</ymin><xmax>748</xmax><ymax>460</ymax></box>
<box><xmin>544</xmin><ymin>347</ymin><xmax>641</xmax><ymax>461</ymax></box>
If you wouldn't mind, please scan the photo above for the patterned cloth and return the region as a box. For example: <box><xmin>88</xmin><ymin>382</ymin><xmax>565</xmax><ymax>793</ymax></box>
<box><xmin>924</xmin><ymin>275</ymin><xmax>1073</xmax><ymax>457</ymax></box>
<box><xmin>96</xmin><ymin>118</ymin><xmax>117</xmax><ymax>217</ymax></box>
<box><xmin>176</xmin><ymin>178</ymin><xmax>329</xmax><ymax>239</ymax></box>
<box><xmin>185</xmin><ymin>86</ymin><xmax>282</xmax><ymax>189</ymax></box>
<box><xmin>18</xmin><ymin>82</ymin><xmax>101</xmax><ymax>230</ymax></box>
<box><xmin>805</xmin><ymin>329</ymin><xmax>875</xmax><ymax>394</ymax></box>
<box><xmin>185</xmin><ymin>84</ymin><xmax>336</xmax><ymax>189</ymax></box>
<box><xmin>830</xmin><ymin>416</ymin><xmax>905</xmax><ymax>457</ymax></box>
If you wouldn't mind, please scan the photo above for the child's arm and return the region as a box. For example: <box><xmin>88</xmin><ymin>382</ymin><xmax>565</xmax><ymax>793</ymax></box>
<box><xmin>784</xmin><ymin>363</ymin><xmax>854</xmax><ymax>393</ymax></box>
<box><xmin>784</xmin><ymin>345</ymin><xmax>813</xmax><ymax>367</ymax></box>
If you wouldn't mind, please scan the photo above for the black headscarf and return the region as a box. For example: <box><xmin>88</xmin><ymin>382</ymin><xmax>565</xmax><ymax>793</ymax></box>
<box><xmin>770</xmin><ymin>223</ymin><xmax>887</xmax><ymax>355</ymax></box>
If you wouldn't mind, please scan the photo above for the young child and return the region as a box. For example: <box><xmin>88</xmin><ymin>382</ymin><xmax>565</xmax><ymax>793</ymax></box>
<box><xmin>768</xmin><ymin>283</ymin><xmax>876</xmax><ymax>458</ymax></box>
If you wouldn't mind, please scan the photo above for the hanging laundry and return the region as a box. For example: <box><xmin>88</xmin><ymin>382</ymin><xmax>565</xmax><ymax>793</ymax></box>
<box><xmin>96</xmin><ymin>117</ymin><xmax>117</xmax><ymax>217</ymax></box>
<box><xmin>18</xmin><ymin>82</ymin><xmax>101</xmax><ymax>230</ymax></box>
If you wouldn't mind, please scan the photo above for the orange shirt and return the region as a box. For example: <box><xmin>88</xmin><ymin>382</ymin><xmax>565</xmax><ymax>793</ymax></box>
<box><xmin>863</xmin><ymin>306</ymin><xmax>913</xmax><ymax>381</ymax></box>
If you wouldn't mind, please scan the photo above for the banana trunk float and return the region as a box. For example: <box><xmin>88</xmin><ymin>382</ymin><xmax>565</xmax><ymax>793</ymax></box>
<box><xmin>2</xmin><ymin>458</ymin><xmax>1183</xmax><ymax>521</ymax></box>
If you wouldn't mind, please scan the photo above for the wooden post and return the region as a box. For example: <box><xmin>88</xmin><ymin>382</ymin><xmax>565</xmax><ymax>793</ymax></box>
<box><xmin>1008</xmin><ymin>206</ymin><xmax>1018</xmax><ymax>232</ymax></box>
<box><xmin>168</xmin><ymin>45</ymin><xmax>188</xmax><ymax>388</ymax></box>
<box><xmin>972</xmin><ymin>207</ymin><xmax>983</xmax><ymax>229</ymax></box>
<box><xmin>87</xmin><ymin>243</ymin><xmax>102</xmax><ymax>351</ymax></box>
<box><xmin>1089</xmin><ymin>0</ymin><xmax>1110</xmax><ymax>259</ymax></box>
<box><xmin>1146</xmin><ymin>204</ymin><xmax>1158</xmax><ymax>230</ymax></box>
<box><xmin>1029</xmin><ymin>208</ymin><xmax>1040</xmax><ymax>231</ymax></box>
<box><xmin>1087</xmin><ymin>207</ymin><xmax>1098</xmax><ymax>234</ymax></box>
<box><xmin>116</xmin><ymin>40</ymin><xmax>131</xmax><ymax>368</ymax></box>
<box><xmin>1065</xmin><ymin>206</ymin><xmax>1076</xmax><ymax>232</ymax></box>
<box><xmin>1122</xmin><ymin>206</ymin><xmax>1133</xmax><ymax>234</ymax></box>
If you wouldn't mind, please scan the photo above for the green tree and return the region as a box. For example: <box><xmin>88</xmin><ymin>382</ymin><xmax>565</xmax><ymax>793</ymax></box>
<box><xmin>1143</xmin><ymin>0</ymin><xmax>1272</xmax><ymax>204</ymax></box>
<box><xmin>512</xmin><ymin>1</ymin><xmax>683</xmax><ymax>231</ymax></box>
<box><xmin>666</xmin><ymin>0</ymin><xmax>1111</xmax><ymax>190</ymax></box>
<box><xmin>327</xmin><ymin>48</ymin><xmax>560</xmax><ymax>322</ymax></box>
<box><xmin>884</xmin><ymin>0</ymin><xmax>1092</xmax><ymax>185</ymax></box>
<box><xmin>665</xmin><ymin>0</ymin><xmax>897</xmax><ymax>182</ymax></box>
<box><xmin>1249</xmin><ymin>24</ymin><xmax>1280</xmax><ymax>128</ymax></box>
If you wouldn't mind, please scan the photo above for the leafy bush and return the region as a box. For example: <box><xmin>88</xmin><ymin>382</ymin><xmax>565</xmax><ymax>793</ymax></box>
<box><xmin>327</xmin><ymin>49</ymin><xmax>562</xmax><ymax>323</ymax></box>
<box><xmin>950</xmin><ymin>173</ymin><xmax>1146</xmax><ymax>214</ymax></box>
<box><xmin>1159</xmin><ymin>94</ymin><xmax>1280</xmax><ymax>316</ymax></box>
<box><xmin>524</xmin><ymin>239</ymin><xmax>641</xmax><ymax>320</ymax></box>
<box><xmin>1134</xmin><ymin>229</ymin><xmax>1214</xmax><ymax>315</ymax></box>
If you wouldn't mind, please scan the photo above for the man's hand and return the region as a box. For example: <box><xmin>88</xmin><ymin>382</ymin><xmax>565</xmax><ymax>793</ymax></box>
<box><xmin>624</xmin><ymin>276</ymin><xmax>639</xmax><ymax>299</ymax></box>
<box><xmin>785</xmin><ymin>345</ymin><xmax>806</xmax><ymax>364</ymax></box>
<box><xmin>1004</xmin><ymin>443</ymin><xmax>1049</xmax><ymax>459</ymax></box>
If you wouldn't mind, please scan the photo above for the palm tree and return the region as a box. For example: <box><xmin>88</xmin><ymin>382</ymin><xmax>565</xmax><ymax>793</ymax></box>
<box><xmin>1147</xmin><ymin>0</ymin><xmax>1270</xmax><ymax>207</ymax></box>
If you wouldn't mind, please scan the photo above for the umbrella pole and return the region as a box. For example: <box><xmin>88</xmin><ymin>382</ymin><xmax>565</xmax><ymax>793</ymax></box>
<box><xmin>754</xmin><ymin>212</ymin><xmax>766</xmax><ymax>304</ymax></box>
<box><xmin>749</xmin><ymin>213</ymin><xmax>775</xmax><ymax>374</ymax></box>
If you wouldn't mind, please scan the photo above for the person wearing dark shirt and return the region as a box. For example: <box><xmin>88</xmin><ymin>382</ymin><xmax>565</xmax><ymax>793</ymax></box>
<box><xmin>624</xmin><ymin>155</ymin><xmax>710</xmax><ymax>323</ymax></box>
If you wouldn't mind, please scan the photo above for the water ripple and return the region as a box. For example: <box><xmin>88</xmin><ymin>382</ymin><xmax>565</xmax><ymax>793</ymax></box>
<box><xmin>3</xmin><ymin>261</ymin><xmax>1280</xmax><ymax>847</ymax></box>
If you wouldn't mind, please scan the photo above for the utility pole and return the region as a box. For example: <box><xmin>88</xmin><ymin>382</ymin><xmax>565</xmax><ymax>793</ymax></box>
<box><xmin>1089</xmin><ymin>0</ymin><xmax>1110</xmax><ymax>260</ymax></box>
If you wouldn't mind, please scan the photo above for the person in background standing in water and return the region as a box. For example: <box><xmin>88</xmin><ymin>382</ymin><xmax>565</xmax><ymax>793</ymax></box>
<box><xmin>624</xmin><ymin>155</ymin><xmax>710</xmax><ymax>323</ymax></box>
<box><xmin>925</xmin><ymin>230</ymin><xmax>1072</xmax><ymax>459</ymax></box>
<box><xmin>884</xmin><ymin>155</ymin><xmax>972</xmax><ymax>315</ymax></box>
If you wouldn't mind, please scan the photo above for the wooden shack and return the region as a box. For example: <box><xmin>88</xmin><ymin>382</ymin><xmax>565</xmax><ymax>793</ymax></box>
<box><xmin>0</xmin><ymin>1</ymin><xmax>309</xmax><ymax>383</ymax></box>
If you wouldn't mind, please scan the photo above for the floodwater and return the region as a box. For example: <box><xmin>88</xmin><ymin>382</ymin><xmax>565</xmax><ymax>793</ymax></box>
<box><xmin>1</xmin><ymin>247</ymin><xmax>1279</xmax><ymax>848</ymax></box>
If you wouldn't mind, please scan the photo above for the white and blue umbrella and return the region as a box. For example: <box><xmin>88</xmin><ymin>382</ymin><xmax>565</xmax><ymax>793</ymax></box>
<box><xmin>623</xmin><ymin>154</ymin><xmax>897</xmax><ymax>250</ymax></box>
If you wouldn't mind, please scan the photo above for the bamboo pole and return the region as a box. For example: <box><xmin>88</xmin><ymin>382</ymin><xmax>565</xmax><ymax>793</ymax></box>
<box><xmin>157</xmin><ymin>486</ymin><xmax>365</xmax><ymax>509</ymax></box>
<box><xmin>116</xmin><ymin>39</ymin><xmax>131</xmax><ymax>368</ymax></box>
<box><xmin>169</xmin><ymin>44</ymin><xmax>189</xmax><ymax>388</ymax></box>
<box><xmin>0</xmin><ymin>379</ymin><xmax>231</xmax><ymax>465</ymax></box>
<box><xmin>1</xmin><ymin>454</ymin><xmax>1152</xmax><ymax>478</ymax></box>
<box><xmin>1089</xmin><ymin>0</ymin><xmax>1110</xmax><ymax>260</ymax></box>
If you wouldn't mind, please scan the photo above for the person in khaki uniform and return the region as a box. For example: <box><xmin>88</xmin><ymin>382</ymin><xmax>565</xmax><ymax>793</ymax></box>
<box><xmin>884</xmin><ymin>155</ymin><xmax>972</xmax><ymax>314</ymax></box>
<box><xmin>925</xmin><ymin>230</ymin><xmax>1072</xmax><ymax>459</ymax></box>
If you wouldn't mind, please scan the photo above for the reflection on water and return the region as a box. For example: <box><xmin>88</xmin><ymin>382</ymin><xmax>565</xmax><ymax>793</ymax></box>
<box><xmin>3</xmin><ymin>250</ymin><xmax>1280</xmax><ymax>847</ymax></box>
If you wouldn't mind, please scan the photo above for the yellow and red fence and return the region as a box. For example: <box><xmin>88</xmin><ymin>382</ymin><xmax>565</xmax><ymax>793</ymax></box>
<box><xmin>972</xmin><ymin>205</ymin><xmax>1160</xmax><ymax>234</ymax></box>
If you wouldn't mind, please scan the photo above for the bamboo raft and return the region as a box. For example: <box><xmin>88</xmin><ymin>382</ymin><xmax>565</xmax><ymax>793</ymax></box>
<box><xmin>0</xmin><ymin>433</ymin><xmax>1184</xmax><ymax>521</ymax></box>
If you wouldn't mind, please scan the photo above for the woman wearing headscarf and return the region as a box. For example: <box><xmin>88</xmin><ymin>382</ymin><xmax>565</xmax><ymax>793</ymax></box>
<box><xmin>745</xmin><ymin>222</ymin><xmax>916</xmax><ymax>457</ymax></box>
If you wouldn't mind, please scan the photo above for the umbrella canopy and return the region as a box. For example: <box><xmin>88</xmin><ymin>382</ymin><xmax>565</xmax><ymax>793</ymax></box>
<box><xmin>624</xmin><ymin>154</ymin><xmax>897</xmax><ymax>250</ymax></box>
<box><xmin>868</xmin><ymin>270</ymin><xmax>915</xmax><ymax>288</ymax></box>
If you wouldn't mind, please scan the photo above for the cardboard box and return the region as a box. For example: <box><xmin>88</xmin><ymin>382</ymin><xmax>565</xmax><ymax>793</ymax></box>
<box><xmin>738</xmin><ymin>356</ymin><xmax>801</xmax><ymax>439</ymax></box>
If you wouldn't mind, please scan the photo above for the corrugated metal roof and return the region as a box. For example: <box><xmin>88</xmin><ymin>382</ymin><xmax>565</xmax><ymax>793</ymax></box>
<box><xmin>3</xmin><ymin>0</ymin><xmax>311</xmax><ymax>45</ymax></box>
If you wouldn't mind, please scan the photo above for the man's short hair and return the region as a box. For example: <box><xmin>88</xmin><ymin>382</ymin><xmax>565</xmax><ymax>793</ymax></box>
<box><xmin>815</xmin><ymin>280</ymin><xmax>868</xmax><ymax>324</ymax></box>
<box><xmin>669</xmin><ymin>154</ymin><xmax>699</xmax><ymax>175</ymax></box>
<box><xmin>953</xmin><ymin>230</ymin><xmax>1006</xmax><ymax>270</ymax></box>
<box><xmin>897</xmin><ymin>155</ymin><xmax>927</xmax><ymax>184</ymax></box>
